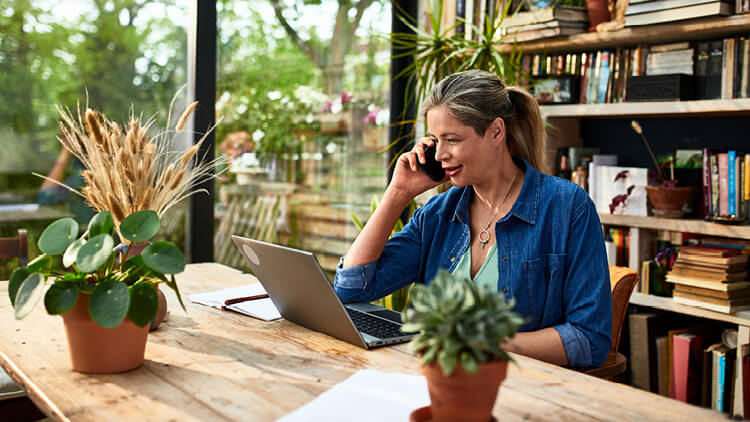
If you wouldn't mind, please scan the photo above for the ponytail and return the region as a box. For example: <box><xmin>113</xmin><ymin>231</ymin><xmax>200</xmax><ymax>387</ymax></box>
<box><xmin>506</xmin><ymin>87</ymin><xmax>547</xmax><ymax>174</ymax></box>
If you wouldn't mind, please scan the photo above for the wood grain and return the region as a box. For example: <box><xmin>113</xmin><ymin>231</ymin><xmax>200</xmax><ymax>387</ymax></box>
<box><xmin>0</xmin><ymin>263</ymin><xmax>727</xmax><ymax>421</ymax></box>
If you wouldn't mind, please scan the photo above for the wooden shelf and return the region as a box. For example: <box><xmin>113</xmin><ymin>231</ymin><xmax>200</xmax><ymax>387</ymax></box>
<box><xmin>541</xmin><ymin>98</ymin><xmax>750</xmax><ymax>118</ymax></box>
<box><xmin>631</xmin><ymin>292</ymin><xmax>750</xmax><ymax>326</ymax></box>
<box><xmin>497</xmin><ymin>14</ymin><xmax>750</xmax><ymax>54</ymax></box>
<box><xmin>599</xmin><ymin>214</ymin><xmax>750</xmax><ymax>239</ymax></box>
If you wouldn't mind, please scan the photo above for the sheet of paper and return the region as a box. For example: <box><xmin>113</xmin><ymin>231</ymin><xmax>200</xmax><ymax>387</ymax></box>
<box><xmin>188</xmin><ymin>283</ymin><xmax>281</xmax><ymax>321</ymax></box>
<box><xmin>0</xmin><ymin>203</ymin><xmax>40</xmax><ymax>212</ymax></box>
<box><xmin>277</xmin><ymin>369</ymin><xmax>430</xmax><ymax>422</ymax></box>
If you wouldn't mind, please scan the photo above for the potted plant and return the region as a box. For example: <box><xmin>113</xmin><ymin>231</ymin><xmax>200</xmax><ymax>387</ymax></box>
<box><xmin>8</xmin><ymin>210</ymin><xmax>185</xmax><ymax>373</ymax></box>
<box><xmin>631</xmin><ymin>120</ymin><xmax>694</xmax><ymax>218</ymax></box>
<box><xmin>402</xmin><ymin>270</ymin><xmax>524</xmax><ymax>422</ymax></box>
<box><xmin>6</xmin><ymin>95</ymin><xmax>221</xmax><ymax>373</ymax></box>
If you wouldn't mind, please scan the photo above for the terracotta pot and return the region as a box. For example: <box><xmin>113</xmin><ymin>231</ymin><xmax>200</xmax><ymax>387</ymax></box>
<box><xmin>645</xmin><ymin>186</ymin><xmax>694</xmax><ymax>218</ymax></box>
<box><xmin>116</xmin><ymin>242</ymin><xmax>168</xmax><ymax>330</ymax></box>
<box><xmin>586</xmin><ymin>0</ymin><xmax>611</xmax><ymax>32</ymax></box>
<box><xmin>418</xmin><ymin>360</ymin><xmax>508</xmax><ymax>422</ymax></box>
<box><xmin>61</xmin><ymin>293</ymin><xmax>149</xmax><ymax>373</ymax></box>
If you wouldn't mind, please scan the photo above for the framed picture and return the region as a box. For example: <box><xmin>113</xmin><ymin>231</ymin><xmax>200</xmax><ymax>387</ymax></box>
<box><xmin>532</xmin><ymin>75</ymin><xmax>579</xmax><ymax>104</ymax></box>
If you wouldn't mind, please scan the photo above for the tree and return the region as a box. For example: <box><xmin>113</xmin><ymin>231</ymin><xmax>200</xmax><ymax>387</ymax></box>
<box><xmin>269</xmin><ymin>0</ymin><xmax>379</xmax><ymax>95</ymax></box>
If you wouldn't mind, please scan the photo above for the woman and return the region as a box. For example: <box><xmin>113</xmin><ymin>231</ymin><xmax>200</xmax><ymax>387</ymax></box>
<box><xmin>334</xmin><ymin>70</ymin><xmax>611</xmax><ymax>368</ymax></box>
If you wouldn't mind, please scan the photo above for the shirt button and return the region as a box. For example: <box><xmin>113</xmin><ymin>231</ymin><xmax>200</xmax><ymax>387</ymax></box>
<box><xmin>450</xmin><ymin>257</ymin><xmax>456</xmax><ymax>263</ymax></box>
<box><xmin>503</xmin><ymin>288</ymin><xmax>508</xmax><ymax>293</ymax></box>
<box><xmin>503</xmin><ymin>257</ymin><xmax>507</xmax><ymax>262</ymax></box>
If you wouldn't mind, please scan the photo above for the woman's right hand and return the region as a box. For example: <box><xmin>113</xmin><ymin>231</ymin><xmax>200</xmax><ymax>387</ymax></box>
<box><xmin>388</xmin><ymin>137</ymin><xmax>445</xmax><ymax>198</ymax></box>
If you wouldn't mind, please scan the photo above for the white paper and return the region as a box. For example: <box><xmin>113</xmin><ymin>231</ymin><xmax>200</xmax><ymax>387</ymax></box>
<box><xmin>591</xmin><ymin>165</ymin><xmax>648</xmax><ymax>216</ymax></box>
<box><xmin>277</xmin><ymin>369</ymin><xmax>430</xmax><ymax>422</ymax></box>
<box><xmin>0</xmin><ymin>203</ymin><xmax>39</xmax><ymax>212</ymax></box>
<box><xmin>188</xmin><ymin>283</ymin><xmax>281</xmax><ymax>321</ymax></box>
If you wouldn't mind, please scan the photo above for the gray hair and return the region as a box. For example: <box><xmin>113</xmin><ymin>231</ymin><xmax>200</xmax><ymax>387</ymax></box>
<box><xmin>421</xmin><ymin>70</ymin><xmax>546</xmax><ymax>173</ymax></box>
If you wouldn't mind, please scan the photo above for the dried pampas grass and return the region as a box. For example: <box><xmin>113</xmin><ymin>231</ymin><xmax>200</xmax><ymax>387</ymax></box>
<box><xmin>44</xmin><ymin>93</ymin><xmax>224</xmax><ymax>235</ymax></box>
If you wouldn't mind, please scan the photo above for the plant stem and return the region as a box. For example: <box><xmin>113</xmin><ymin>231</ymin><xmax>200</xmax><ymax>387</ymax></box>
<box><xmin>639</xmin><ymin>133</ymin><xmax>665</xmax><ymax>183</ymax></box>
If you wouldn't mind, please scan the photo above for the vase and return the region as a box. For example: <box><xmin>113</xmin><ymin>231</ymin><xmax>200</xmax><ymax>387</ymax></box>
<box><xmin>645</xmin><ymin>186</ymin><xmax>694</xmax><ymax>218</ymax></box>
<box><xmin>412</xmin><ymin>360</ymin><xmax>507</xmax><ymax>422</ymax></box>
<box><xmin>61</xmin><ymin>293</ymin><xmax>149</xmax><ymax>373</ymax></box>
<box><xmin>586</xmin><ymin>0</ymin><xmax>611</xmax><ymax>32</ymax></box>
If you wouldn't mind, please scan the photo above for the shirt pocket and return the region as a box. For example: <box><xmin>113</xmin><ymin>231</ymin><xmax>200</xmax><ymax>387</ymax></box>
<box><xmin>521</xmin><ymin>253</ymin><xmax>565</xmax><ymax>326</ymax></box>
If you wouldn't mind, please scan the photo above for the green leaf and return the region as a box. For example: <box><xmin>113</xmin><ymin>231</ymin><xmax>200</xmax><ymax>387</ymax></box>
<box><xmin>38</xmin><ymin>217</ymin><xmax>79</xmax><ymax>255</ymax></box>
<box><xmin>8</xmin><ymin>267</ymin><xmax>29</xmax><ymax>307</ymax></box>
<box><xmin>26</xmin><ymin>254</ymin><xmax>52</xmax><ymax>273</ymax></box>
<box><xmin>167</xmin><ymin>274</ymin><xmax>186</xmax><ymax>312</ymax></box>
<box><xmin>142</xmin><ymin>242</ymin><xmax>185</xmax><ymax>275</ymax></box>
<box><xmin>88</xmin><ymin>211</ymin><xmax>114</xmax><ymax>237</ymax></box>
<box><xmin>76</xmin><ymin>234</ymin><xmax>114</xmax><ymax>273</ymax></box>
<box><xmin>127</xmin><ymin>281</ymin><xmax>158</xmax><ymax>327</ymax></box>
<box><xmin>438</xmin><ymin>348</ymin><xmax>459</xmax><ymax>376</ymax></box>
<box><xmin>44</xmin><ymin>282</ymin><xmax>79</xmax><ymax>315</ymax></box>
<box><xmin>14</xmin><ymin>273</ymin><xmax>46</xmax><ymax>320</ymax></box>
<box><xmin>62</xmin><ymin>238</ymin><xmax>86</xmax><ymax>268</ymax></box>
<box><xmin>460</xmin><ymin>351</ymin><xmax>478</xmax><ymax>374</ymax></box>
<box><xmin>119</xmin><ymin>210</ymin><xmax>160</xmax><ymax>243</ymax></box>
<box><xmin>89</xmin><ymin>280</ymin><xmax>130</xmax><ymax>328</ymax></box>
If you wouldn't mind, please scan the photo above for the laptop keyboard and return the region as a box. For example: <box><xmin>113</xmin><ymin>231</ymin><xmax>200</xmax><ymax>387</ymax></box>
<box><xmin>346</xmin><ymin>308</ymin><xmax>407</xmax><ymax>339</ymax></box>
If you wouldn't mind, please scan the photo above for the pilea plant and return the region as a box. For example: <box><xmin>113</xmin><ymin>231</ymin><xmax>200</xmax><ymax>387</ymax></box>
<box><xmin>8</xmin><ymin>209</ymin><xmax>186</xmax><ymax>328</ymax></box>
<box><xmin>402</xmin><ymin>270</ymin><xmax>524</xmax><ymax>376</ymax></box>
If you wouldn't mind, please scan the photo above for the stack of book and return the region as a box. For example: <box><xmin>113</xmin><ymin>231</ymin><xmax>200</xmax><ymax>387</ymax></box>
<box><xmin>500</xmin><ymin>5</ymin><xmax>588</xmax><ymax>43</ymax></box>
<box><xmin>625</xmin><ymin>0</ymin><xmax>733</xmax><ymax>27</ymax></box>
<box><xmin>666</xmin><ymin>245</ymin><xmax>750</xmax><ymax>313</ymax></box>
<box><xmin>646</xmin><ymin>42</ymin><xmax>694</xmax><ymax>75</ymax></box>
<box><xmin>701</xmin><ymin>149</ymin><xmax>749</xmax><ymax>222</ymax></box>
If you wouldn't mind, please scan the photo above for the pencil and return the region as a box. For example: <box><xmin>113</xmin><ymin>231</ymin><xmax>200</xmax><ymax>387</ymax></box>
<box><xmin>224</xmin><ymin>294</ymin><xmax>269</xmax><ymax>305</ymax></box>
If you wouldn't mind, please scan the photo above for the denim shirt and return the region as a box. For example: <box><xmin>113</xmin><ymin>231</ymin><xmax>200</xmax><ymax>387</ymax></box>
<box><xmin>334</xmin><ymin>157</ymin><xmax>612</xmax><ymax>368</ymax></box>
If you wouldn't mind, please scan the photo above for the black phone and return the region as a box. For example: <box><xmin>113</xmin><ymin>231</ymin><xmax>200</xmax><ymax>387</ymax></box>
<box><xmin>416</xmin><ymin>144</ymin><xmax>445</xmax><ymax>182</ymax></box>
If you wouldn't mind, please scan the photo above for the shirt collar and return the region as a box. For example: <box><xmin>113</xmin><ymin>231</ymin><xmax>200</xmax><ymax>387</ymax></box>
<box><xmin>451</xmin><ymin>156</ymin><xmax>540</xmax><ymax>225</ymax></box>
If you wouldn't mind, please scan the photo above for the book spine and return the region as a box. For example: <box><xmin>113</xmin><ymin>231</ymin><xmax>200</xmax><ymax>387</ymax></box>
<box><xmin>703</xmin><ymin>148</ymin><xmax>712</xmax><ymax>219</ymax></box>
<box><xmin>711</xmin><ymin>154</ymin><xmax>720</xmax><ymax>217</ymax></box>
<box><xmin>719</xmin><ymin>153</ymin><xmax>729</xmax><ymax>217</ymax></box>
<box><xmin>734</xmin><ymin>36</ymin><xmax>744</xmax><ymax>98</ymax></box>
<box><xmin>598</xmin><ymin>51</ymin><xmax>611</xmax><ymax>104</ymax></box>
<box><xmin>695</xmin><ymin>41</ymin><xmax>711</xmax><ymax>99</ymax></box>
<box><xmin>745</xmin><ymin>154</ymin><xmax>750</xmax><ymax>224</ymax></box>
<box><xmin>729</xmin><ymin>150</ymin><xmax>737</xmax><ymax>216</ymax></box>
<box><xmin>744</xmin><ymin>38</ymin><xmax>750</xmax><ymax>98</ymax></box>
<box><xmin>708</xmin><ymin>39</ymin><xmax>724</xmax><ymax>99</ymax></box>
<box><xmin>719</xmin><ymin>353</ymin><xmax>726</xmax><ymax>412</ymax></box>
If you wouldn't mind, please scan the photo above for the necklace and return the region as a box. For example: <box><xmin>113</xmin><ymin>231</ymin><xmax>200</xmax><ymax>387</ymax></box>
<box><xmin>477</xmin><ymin>168</ymin><xmax>518</xmax><ymax>250</ymax></box>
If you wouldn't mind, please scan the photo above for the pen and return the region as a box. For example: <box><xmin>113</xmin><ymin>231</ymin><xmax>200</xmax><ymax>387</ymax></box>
<box><xmin>224</xmin><ymin>294</ymin><xmax>269</xmax><ymax>306</ymax></box>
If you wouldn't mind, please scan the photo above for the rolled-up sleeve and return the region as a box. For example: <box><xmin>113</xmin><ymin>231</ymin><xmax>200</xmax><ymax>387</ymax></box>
<box><xmin>554</xmin><ymin>192</ymin><xmax>612</xmax><ymax>368</ymax></box>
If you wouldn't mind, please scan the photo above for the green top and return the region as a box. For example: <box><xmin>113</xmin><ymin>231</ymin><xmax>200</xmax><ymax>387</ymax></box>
<box><xmin>452</xmin><ymin>242</ymin><xmax>498</xmax><ymax>289</ymax></box>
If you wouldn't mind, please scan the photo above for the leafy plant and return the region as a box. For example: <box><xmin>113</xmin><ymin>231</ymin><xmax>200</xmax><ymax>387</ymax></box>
<box><xmin>8</xmin><ymin>210</ymin><xmax>186</xmax><ymax>329</ymax></box>
<box><xmin>402</xmin><ymin>270</ymin><xmax>524</xmax><ymax>376</ymax></box>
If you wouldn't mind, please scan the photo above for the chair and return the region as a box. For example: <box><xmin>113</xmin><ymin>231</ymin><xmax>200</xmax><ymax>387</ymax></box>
<box><xmin>0</xmin><ymin>229</ymin><xmax>28</xmax><ymax>267</ymax></box>
<box><xmin>0</xmin><ymin>229</ymin><xmax>42</xmax><ymax>421</ymax></box>
<box><xmin>584</xmin><ymin>265</ymin><xmax>639</xmax><ymax>379</ymax></box>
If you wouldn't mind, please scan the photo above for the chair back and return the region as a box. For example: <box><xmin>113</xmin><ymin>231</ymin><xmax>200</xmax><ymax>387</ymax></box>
<box><xmin>609</xmin><ymin>265</ymin><xmax>639</xmax><ymax>350</ymax></box>
<box><xmin>0</xmin><ymin>229</ymin><xmax>28</xmax><ymax>267</ymax></box>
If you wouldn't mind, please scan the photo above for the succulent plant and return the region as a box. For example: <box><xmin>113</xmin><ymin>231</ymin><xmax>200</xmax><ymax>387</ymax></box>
<box><xmin>402</xmin><ymin>270</ymin><xmax>525</xmax><ymax>376</ymax></box>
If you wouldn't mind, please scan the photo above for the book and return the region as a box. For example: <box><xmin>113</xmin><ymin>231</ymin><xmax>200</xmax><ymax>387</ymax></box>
<box><xmin>729</xmin><ymin>151</ymin><xmax>737</xmax><ymax>215</ymax></box>
<box><xmin>673</xmin><ymin>333</ymin><xmax>702</xmax><ymax>403</ymax></box>
<box><xmin>666</xmin><ymin>274</ymin><xmax>750</xmax><ymax>291</ymax></box>
<box><xmin>669</xmin><ymin>266</ymin><xmax>747</xmax><ymax>282</ymax></box>
<box><xmin>504</xmin><ymin>25</ymin><xmax>587</xmax><ymax>43</ymax></box>
<box><xmin>187</xmin><ymin>283</ymin><xmax>281</xmax><ymax>321</ymax></box>
<box><xmin>702</xmin><ymin>147</ymin><xmax>713</xmax><ymax>217</ymax></box>
<box><xmin>674</xmin><ymin>284</ymin><xmax>750</xmax><ymax>299</ymax></box>
<box><xmin>625</xmin><ymin>1</ymin><xmax>732</xmax><ymax>26</ymax></box>
<box><xmin>673</xmin><ymin>293</ymin><xmax>750</xmax><ymax>313</ymax></box>
<box><xmin>504</xmin><ymin>19</ymin><xmax>588</xmax><ymax>33</ymax></box>
<box><xmin>746</xmin><ymin>154</ymin><xmax>750</xmax><ymax>223</ymax></box>
<box><xmin>742</xmin><ymin>344</ymin><xmax>750</xmax><ymax>414</ymax></box>
<box><xmin>676</xmin><ymin>253</ymin><xmax>748</xmax><ymax>266</ymax></box>
<box><xmin>657</xmin><ymin>336</ymin><xmax>671</xmax><ymax>396</ymax></box>
<box><xmin>722</xmin><ymin>38</ymin><xmax>736</xmax><ymax>99</ymax></box>
<box><xmin>629</xmin><ymin>312</ymin><xmax>664</xmax><ymax>392</ymax></box>
<box><xmin>626</xmin><ymin>0</ymin><xmax>729</xmax><ymax>15</ymax></box>
<box><xmin>679</xmin><ymin>245</ymin><xmax>745</xmax><ymax>257</ymax></box>
<box><xmin>719</xmin><ymin>152</ymin><xmax>730</xmax><ymax>216</ymax></box>
<box><xmin>673</xmin><ymin>290</ymin><xmax>750</xmax><ymax>306</ymax></box>
<box><xmin>708</xmin><ymin>39</ymin><xmax>725</xmax><ymax>100</ymax></box>
<box><xmin>501</xmin><ymin>5</ymin><xmax>588</xmax><ymax>28</ymax></box>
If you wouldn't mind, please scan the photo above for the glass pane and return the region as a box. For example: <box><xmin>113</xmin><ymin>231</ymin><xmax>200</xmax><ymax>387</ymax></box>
<box><xmin>0</xmin><ymin>1</ymin><xmax>189</xmax><ymax>277</ymax></box>
<box><xmin>215</xmin><ymin>0</ymin><xmax>391</xmax><ymax>276</ymax></box>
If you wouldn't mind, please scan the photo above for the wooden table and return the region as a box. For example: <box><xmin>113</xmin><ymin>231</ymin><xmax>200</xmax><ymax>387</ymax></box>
<box><xmin>0</xmin><ymin>263</ymin><xmax>728</xmax><ymax>421</ymax></box>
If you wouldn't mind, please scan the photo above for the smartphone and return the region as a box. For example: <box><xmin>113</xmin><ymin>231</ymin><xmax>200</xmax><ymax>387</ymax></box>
<box><xmin>416</xmin><ymin>144</ymin><xmax>445</xmax><ymax>182</ymax></box>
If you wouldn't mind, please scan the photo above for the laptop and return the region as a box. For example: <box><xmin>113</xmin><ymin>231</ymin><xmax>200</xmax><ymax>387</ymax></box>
<box><xmin>231</xmin><ymin>235</ymin><xmax>415</xmax><ymax>348</ymax></box>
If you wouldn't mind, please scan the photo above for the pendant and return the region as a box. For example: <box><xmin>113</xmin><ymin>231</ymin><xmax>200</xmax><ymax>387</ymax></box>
<box><xmin>478</xmin><ymin>229</ymin><xmax>490</xmax><ymax>250</ymax></box>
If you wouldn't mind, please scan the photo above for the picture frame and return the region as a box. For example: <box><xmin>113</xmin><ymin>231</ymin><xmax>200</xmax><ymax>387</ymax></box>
<box><xmin>532</xmin><ymin>75</ymin><xmax>579</xmax><ymax>104</ymax></box>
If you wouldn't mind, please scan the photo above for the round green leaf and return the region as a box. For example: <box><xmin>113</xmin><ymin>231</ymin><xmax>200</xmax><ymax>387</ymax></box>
<box><xmin>62</xmin><ymin>238</ymin><xmax>86</xmax><ymax>268</ymax></box>
<box><xmin>76</xmin><ymin>234</ymin><xmax>114</xmax><ymax>273</ymax></box>
<box><xmin>143</xmin><ymin>242</ymin><xmax>185</xmax><ymax>275</ymax></box>
<box><xmin>14</xmin><ymin>273</ymin><xmax>46</xmax><ymax>320</ymax></box>
<box><xmin>88</xmin><ymin>211</ymin><xmax>114</xmax><ymax>237</ymax></box>
<box><xmin>89</xmin><ymin>280</ymin><xmax>130</xmax><ymax>328</ymax></box>
<box><xmin>119</xmin><ymin>210</ymin><xmax>160</xmax><ymax>243</ymax></box>
<box><xmin>8</xmin><ymin>267</ymin><xmax>29</xmax><ymax>307</ymax></box>
<box><xmin>38</xmin><ymin>217</ymin><xmax>79</xmax><ymax>255</ymax></box>
<box><xmin>44</xmin><ymin>282</ymin><xmax>79</xmax><ymax>315</ymax></box>
<box><xmin>26</xmin><ymin>254</ymin><xmax>52</xmax><ymax>273</ymax></box>
<box><xmin>127</xmin><ymin>281</ymin><xmax>158</xmax><ymax>327</ymax></box>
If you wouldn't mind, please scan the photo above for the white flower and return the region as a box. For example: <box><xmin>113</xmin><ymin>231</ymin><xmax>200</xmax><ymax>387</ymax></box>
<box><xmin>267</xmin><ymin>90</ymin><xmax>282</xmax><ymax>101</ymax></box>
<box><xmin>376</xmin><ymin>108</ymin><xmax>389</xmax><ymax>126</ymax></box>
<box><xmin>325</xmin><ymin>141</ymin><xmax>337</xmax><ymax>154</ymax></box>
<box><xmin>252</xmin><ymin>129</ymin><xmax>265</xmax><ymax>142</ymax></box>
<box><xmin>330</xmin><ymin>100</ymin><xmax>342</xmax><ymax>114</ymax></box>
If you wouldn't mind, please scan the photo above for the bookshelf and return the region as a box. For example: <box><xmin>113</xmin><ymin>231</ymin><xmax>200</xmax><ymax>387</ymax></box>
<box><xmin>503</xmin><ymin>13</ymin><xmax>750</xmax><ymax>417</ymax></box>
